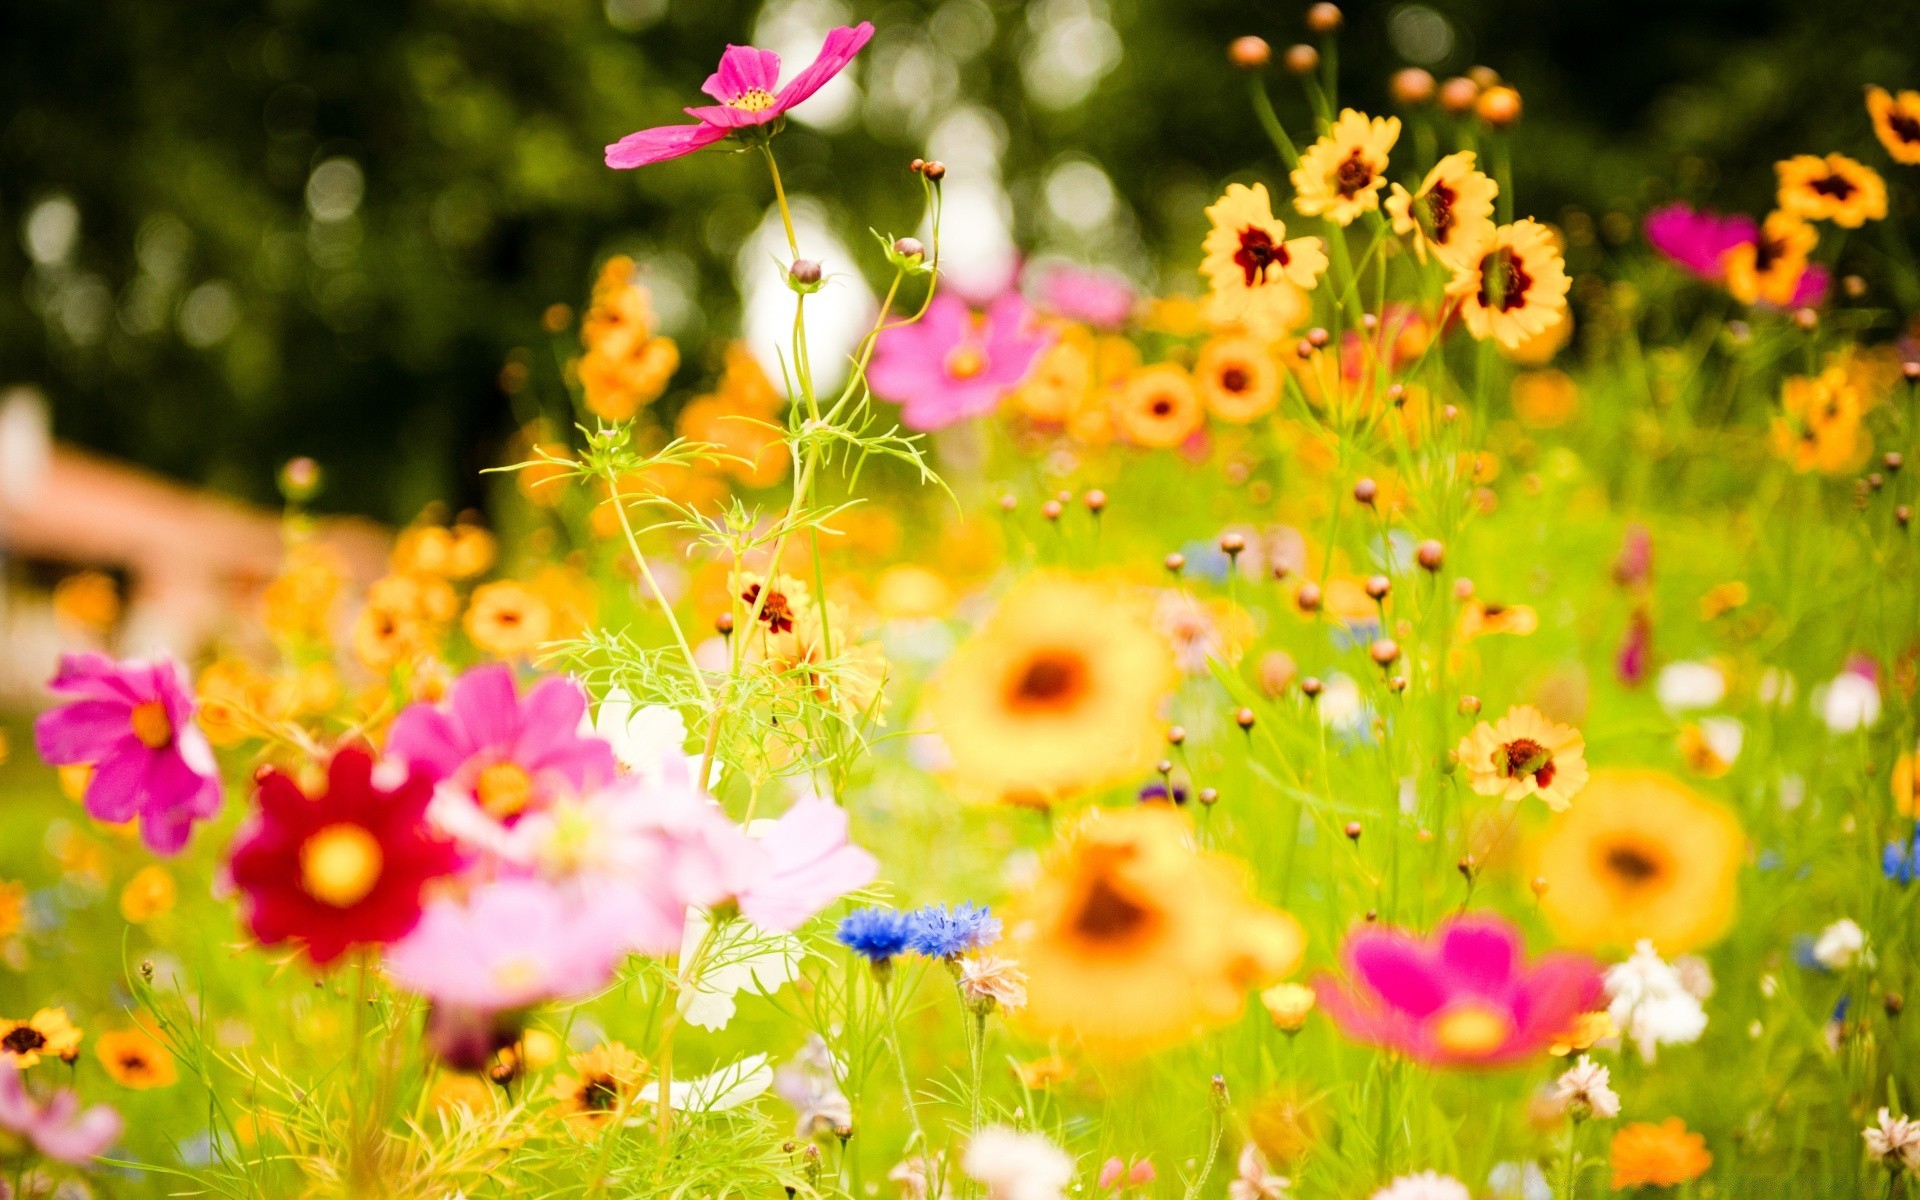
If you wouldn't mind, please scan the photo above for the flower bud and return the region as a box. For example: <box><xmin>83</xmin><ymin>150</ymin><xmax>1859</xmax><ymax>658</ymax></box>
<box><xmin>1197</xmin><ymin>787</ymin><xmax>1218</xmax><ymax>807</ymax></box>
<box><xmin>1467</xmin><ymin>65</ymin><xmax>1501</xmax><ymax>89</ymax></box>
<box><xmin>892</xmin><ymin>237</ymin><xmax>925</xmax><ymax>262</ymax></box>
<box><xmin>1295</xmin><ymin>582</ymin><xmax>1322</xmax><ymax>613</ymax></box>
<box><xmin>1083</xmin><ymin>488</ymin><xmax>1107</xmax><ymax>512</ymax></box>
<box><xmin>1476</xmin><ymin>85</ymin><xmax>1522</xmax><ymax>128</ymax></box>
<box><xmin>1353</xmin><ymin>477</ymin><xmax>1378</xmax><ymax>506</ymax></box>
<box><xmin>1041</xmin><ymin>499</ymin><xmax>1063</xmax><ymax>521</ymax></box>
<box><xmin>1370</xmin><ymin>638</ymin><xmax>1400</xmax><ymax>667</ymax></box>
<box><xmin>1261</xmin><ymin>982</ymin><xmax>1317</xmax><ymax>1032</ymax></box>
<box><xmin>279</xmin><ymin>457</ymin><xmax>323</xmax><ymax>503</ymax></box>
<box><xmin>1301</xmin><ymin>676</ymin><xmax>1325</xmax><ymax>698</ymax></box>
<box><xmin>1344</xmin><ymin>820</ymin><xmax>1362</xmax><ymax>840</ymax></box>
<box><xmin>1229</xmin><ymin>35</ymin><xmax>1271</xmax><ymax>70</ymax></box>
<box><xmin>1391</xmin><ymin>67</ymin><xmax>1436</xmax><ymax>105</ymax></box>
<box><xmin>1416</xmin><ymin>539</ymin><xmax>1445</xmax><ymax>572</ymax></box>
<box><xmin>1438</xmin><ymin>76</ymin><xmax>1479</xmax><ymax>114</ymax></box>
<box><xmin>1306</xmin><ymin>2</ymin><xmax>1342</xmax><ymax>33</ymax></box>
<box><xmin>1284</xmin><ymin>44</ymin><xmax>1319</xmax><ymax>75</ymax></box>
<box><xmin>1235</xmin><ymin>707</ymin><xmax>1256</xmax><ymax>730</ymax></box>
<box><xmin>1164</xmin><ymin>552</ymin><xmax>1186</xmax><ymax>575</ymax></box>
<box><xmin>789</xmin><ymin>258</ymin><xmax>823</xmax><ymax>286</ymax></box>
<box><xmin>1365</xmin><ymin>574</ymin><xmax>1391</xmax><ymax>600</ymax></box>
<box><xmin>921</xmin><ymin>161</ymin><xmax>946</xmax><ymax>181</ymax></box>
<box><xmin>1220</xmin><ymin>531</ymin><xmax>1247</xmax><ymax>557</ymax></box>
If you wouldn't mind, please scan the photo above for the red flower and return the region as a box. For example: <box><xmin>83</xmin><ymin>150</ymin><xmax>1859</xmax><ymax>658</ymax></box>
<box><xmin>229</xmin><ymin>748</ymin><xmax>459</xmax><ymax>966</ymax></box>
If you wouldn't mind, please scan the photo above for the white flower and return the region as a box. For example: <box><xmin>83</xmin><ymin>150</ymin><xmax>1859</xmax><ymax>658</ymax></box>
<box><xmin>1318</xmin><ymin>674</ymin><xmax>1370</xmax><ymax>735</ymax></box>
<box><xmin>1813</xmin><ymin>918</ymin><xmax>1869</xmax><ymax>971</ymax></box>
<box><xmin>1820</xmin><ymin>669</ymin><xmax>1882</xmax><ymax>733</ymax></box>
<box><xmin>774</xmin><ymin>1035</ymin><xmax>851</xmax><ymax>1136</ymax></box>
<box><xmin>1226</xmin><ymin>1144</ymin><xmax>1290</xmax><ymax>1200</ymax></box>
<box><xmin>635</xmin><ymin>1053</ymin><xmax>772</xmax><ymax>1113</ymax></box>
<box><xmin>677</xmin><ymin>908</ymin><xmax>806</xmax><ymax>1031</ymax></box>
<box><xmin>1673</xmin><ymin>955</ymin><xmax>1716</xmax><ymax>1001</ymax></box>
<box><xmin>961</xmin><ymin>955</ymin><xmax>1029</xmax><ymax>1013</ymax></box>
<box><xmin>1551</xmin><ymin>1055</ymin><xmax>1620</xmax><ymax>1120</ymax></box>
<box><xmin>1486</xmin><ymin>1162</ymin><xmax>1552</xmax><ymax>1200</ymax></box>
<box><xmin>592</xmin><ymin>690</ymin><xmax>721</xmax><ymax>787</ymax></box>
<box><xmin>891</xmin><ymin>1154</ymin><xmax>953</xmax><ymax>1200</ymax></box>
<box><xmin>963</xmin><ymin>1127</ymin><xmax>1074</xmax><ymax>1200</ymax></box>
<box><xmin>1606</xmin><ymin>941</ymin><xmax>1708</xmax><ymax>1063</ymax></box>
<box><xmin>1371</xmin><ymin>1171</ymin><xmax>1470</xmax><ymax>1200</ymax></box>
<box><xmin>1656</xmin><ymin>661</ymin><xmax>1726</xmax><ymax>713</ymax></box>
<box><xmin>1864</xmin><ymin>1108</ymin><xmax>1920</xmax><ymax>1170</ymax></box>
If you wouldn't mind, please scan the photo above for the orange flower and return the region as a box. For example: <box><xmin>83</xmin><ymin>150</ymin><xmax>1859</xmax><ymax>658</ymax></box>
<box><xmin>1195</xmin><ymin>337</ymin><xmax>1282</xmax><ymax>424</ymax></box>
<box><xmin>97</xmin><ymin>1028</ymin><xmax>177</xmax><ymax>1089</ymax></box>
<box><xmin>1868</xmin><ymin>87</ymin><xmax>1920</xmax><ymax>165</ymax></box>
<box><xmin>1610</xmin><ymin>1118</ymin><xmax>1711</xmax><ymax>1189</ymax></box>
<box><xmin>1114</xmin><ymin>364</ymin><xmax>1205</xmax><ymax>448</ymax></box>
<box><xmin>577</xmin><ymin>257</ymin><xmax>679</xmax><ymax>420</ymax></box>
<box><xmin>464</xmin><ymin>581</ymin><xmax>554</xmax><ymax>660</ymax></box>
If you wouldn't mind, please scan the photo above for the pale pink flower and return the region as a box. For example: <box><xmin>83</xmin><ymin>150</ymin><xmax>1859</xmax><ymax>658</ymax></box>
<box><xmin>964</xmin><ymin>1127</ymin><xmax>1074</xmax><ymax>1200</ymax></box>
<box><xmin>1551</xmin><ymin>1055</ymin><xmax>1620</xmax><ymax>1120</ymax></box>
<box><xmin>890</xmin><ymin>1153</ymin><xmax>952</xmax><ymax>1200</ymax></box>
<box><xmin>960</xmin><ymin>955</ymin><xmax>1028</xmax><ymax>1013</ymax></box>
<box><xmin>0</xmin><ymin>1062</ymin><xmax>122</xmax><ymax>1164</ymax></box>
<box><xmin>738</xmin><ymin>792</ymin><xmax>879</xmax><ymax>932</ymax></box>
<box><xmin>869</xmin><ymin>293</ymin><xmax>1052</xmax><ymax>431</ymax></box>
<box><xmin>1865</xmin><ymin>1108</ymin><xmax>1920</xmax><ymax>1170</ymax></box>
<box><xmin>1035</xmin><ymin>262</ymin><xmax>1135</xmax><ymax>329</ymax></box>
<box><xmin>1371</xmin><ymin>1172</ymin><xmax>1470</xmax><ymax>1200</ymax></box>
<box><xmin>1227</xmin><ymin>1144</ymin><xmax>1290</xmax><ymax>1200</ymax></box>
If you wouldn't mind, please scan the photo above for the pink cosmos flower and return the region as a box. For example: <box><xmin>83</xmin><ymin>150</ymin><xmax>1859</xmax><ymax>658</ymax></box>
<box><xmin>1645</xmin><ymin>204</ymin><xmax>1757</xmax><ymax>280</ymax></box>
<box><xmin>1035</xmin><ymin>263</ymin><xmax>1135</xmax><ymax>329</ymax></box>
<box><xmin>739</xmin><ymin>792</ymin><xmax>879</xmax><ymax>932</ymax></box>
<box><xmin>384</xmin><ymin>876</ymin><xmax>641</xmax><ymax>1010</ymax></box>
<box><xmin>605</xmin><ymin>24</ymin><xmax>875</xmax><ymax>170</ymax></box>
<box><xmin>1314</xmin><ymin>914</ymin><xmax>1604</xmax><ymax>1068</ymax></box>
<box><xmin>869</xmin><ymin>292</ymin><xmax>1052</xmax><ymax>431</ymax></box>
<box><xmin>386</xmin><ymin>664</ymin><xmax>617</xmax><ymax>860</ymax></box>
<box><xmin>1786</xmin><ymin>261</ymin><xmax>1832</xmax><ymax>308</ymax></box>
<box><xmin>0</xmin><ymin>1062</ymin><xmax>122</xmax><ymax>1165</ymax></box>
<box><xmin>33</xmin><ymin>653</ymin><xmax>223</xmax><ymax>855</ymax></box>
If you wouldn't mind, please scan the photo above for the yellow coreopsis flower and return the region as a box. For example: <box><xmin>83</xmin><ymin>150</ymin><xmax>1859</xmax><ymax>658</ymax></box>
<box><xmin>1722</xmin><ymin>211</ymin><xmax>1818</xmax><ymax>306</ymax></box>
<box><xmin>1291</xmin><ymin>109</ymin><xmax>1400</xmax><ymax>226</ymax></box>
<box><xmin>1775</xmin><ymin>153</ymin><xmax>1887</xmax><ymax>228</ymax></box>
<box><xmin>1384</xmin><ymin>150</ymin><xmax>1498</xmax><ymax>267</ymax></box>
<box><xmin>1201</xmin><ymin>183</ymin><xmax>1327</xmax><ymax>337</ymax></box>
<box><xmin>1868</xmin><ymin>86</ymin><xmax>1920</xmax><ymax>164</ymax></box>
<box><xmin>1446</xmin><ymin>219</ymin><xmax>1572</xmax><ymax>351</ymax></box>
<box><xmin>1456</xmin><ymin>704</ymin><xmax>1589</xmax><ymax>810</ymax></box>
<box><xmin>1771</xmin><ymin>366</ymin><xmax>1865</xmax><ymax>474</ymax></box>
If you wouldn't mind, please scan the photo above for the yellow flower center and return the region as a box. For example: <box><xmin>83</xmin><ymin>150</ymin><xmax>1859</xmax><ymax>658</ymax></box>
<box><xmin>946</xmin><ymin>344</ymin><xmax>988</xmax><ymax>381</ymax></box>
<box><xmin>129</xmin><ymin>701</ymin><xmax>174</xmax><ymax>750</ymax></box>
<box><xmin>1432</xmin><ymin>1002</ymin><xmax>1512</xmax><ymax>1057</ymax></box>
<box><xmin>299</xmin><ymin>824</ymin><xmax>384</xmax><ymax>908</ymax></box>
<box><xmin>729</xmin><ymin>87</ymin><xmax>779</xmax><ymax>113</ymax></box>
<box><xmin>492</xmin><ymin>956</ymin><xmax>545</xmax><ymax>993</ymax></box>
<box><xmin>476</xmin><ymin>762</ymin><xmax>536</xmax><ymax>819</ymax></box>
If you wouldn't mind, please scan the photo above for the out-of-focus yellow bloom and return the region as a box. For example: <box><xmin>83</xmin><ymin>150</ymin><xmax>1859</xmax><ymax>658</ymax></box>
<box><xmin>1261</xmin><ymin>982</ymin><xmax>1317</xmax><ymax>1032</ymax></box>
<box><xmin>875</xmin><ymin>565</ymin><xmax>952</xmax><ymax>620</ymax></box>
<box><xmin>0</xmin><ymin>881</ymin><xmax>25</xmax><ymax>941</ymax></box>
<box><xmin>1723</xmin><ymin>211</ymin><xmax>1817</xmax><ymax>306</ymax></box>
<box><xmin>0</xmin><ymin>1009</ymin><xmax>82</xmax><ymax>1068</ymax></box>
<box><xmin>1447</xmin><ymin>219</ymin><xmax>1571</xmax><ymax>351</ymax></box>
<box><xmin>1771</xmin><ymin>366</ymin><xmax>1866</xmax><ymax>474</ymax></box>
<box><xmin>1292</xmin><ymin>109</ymin><xmax>1400</xmax><ymax>226</ymax></box>
<box><xmin>551</xmin><ymin>1042</ymin><xmax>645</xmax><ymax>1129</ymax></box>
<box><xmin>262</xmin><ymin>541</ymin><xmax>346</xmax><ymax>643</ymax></box>
<box><xmin>120</xmin><ymin>865</ymin><xmax>176</xmax><ymax>925</ymax></box>
<box><xmin>1385</xmin><ymin>150</ymin><xmax>1497</xmax><ymax>268</ymax></box>
<box><xmin>1699</xmin><ymin>581</ymin><xmax>1749</xmax><ymax>620</ymax></box>
<box><xmin>1869</xmin><ymin>86</ymin><xmax>1920</xmax><ymax>164</ymax></box>
<box><xmin>97</xmin><ymin>1028</ymin><xmax>177</xmax><ymax>1089</ymax></box>
<box><xmin>1549</xmin><ymin>1010</ymin><xmax>1618</xmax><ymax>1056</ymax></box>
<box><xmin>1195</xmin><ymin>336</ymin><xmax>1282</xmax><ymax>424</ymax></box>
<box><xmin>1775</xmin><ymin>154</ymin><xmax>1887</xmax><ymax>228</ymax></box>
<box><xmin>577</xmin><ymin>257</ymin><xmax>679</xmax><ymax>420</ymax></box>
<box><xmin>465</xmin><ymin>580</ymin><xmax>555</xmax><ymax>660</ymax></box>
<box><xmin>1512</xmin><ymin>369</ymin><xmax>1580</xmax><ymax>428</ymax></box>
<box><xmin>51</xmin><ymin>571</ymin><xmax>120</xmax><ymax>634</ymax></box>
<box><xmin>1114</xmin><ymin>364</ymin><xmax>1205</xmax><ymax>448</ymax></box>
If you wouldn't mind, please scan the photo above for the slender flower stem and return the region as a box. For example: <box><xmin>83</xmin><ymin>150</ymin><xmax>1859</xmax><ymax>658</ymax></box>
<box><xmin>603</xmin><ymin>464</ymin><xmax>713</xmax><ymax>707</ymax></box>
<box><xmin>881</xmin><ymin>977</ymin><xmax>929</xmax><ymax>1157</ymax></box>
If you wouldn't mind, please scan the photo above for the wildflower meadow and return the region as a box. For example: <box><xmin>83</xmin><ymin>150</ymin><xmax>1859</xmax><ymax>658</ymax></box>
<box><xmin>5</xmin><ymin>5</ymin><xmax>1920</xmax><ymax>1199</ymax></box>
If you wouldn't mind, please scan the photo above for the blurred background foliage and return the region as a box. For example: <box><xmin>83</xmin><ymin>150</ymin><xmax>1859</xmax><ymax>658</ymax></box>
<box><xmin>4</xmin><ymin>0</ymin><xmax>1917</xmax><ymax>522</ymax></box>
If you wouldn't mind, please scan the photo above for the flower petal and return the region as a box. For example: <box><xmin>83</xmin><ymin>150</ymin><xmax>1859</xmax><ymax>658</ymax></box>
<box><xmin>605</xmin><ymin>121</ymin><xmax>729</xmax><ymax>170</ymax></box>
<box><xmin>701</xmin><ymin>44</ymin><xmax>782</xmax><ymax>104</ymax></box>
<box><xmin>772</xmin><ymin>23</ymin><xmax>874</xmax><ymax>112</ymax></box>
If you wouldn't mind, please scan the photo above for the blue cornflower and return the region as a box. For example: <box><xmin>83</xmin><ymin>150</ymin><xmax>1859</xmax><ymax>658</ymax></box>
<box><xmin>906</xmin><ymin>902</ymin><xmax>1001</xmax><ymax>958</ymax></box>
<box><xmin>835</xmin><ymin>907</ymin><xmax>915</xmax><ymax>963</ymax></box>
<box><xmin>1885</xmin><ymin>831</ymin><xmax>1920</xmax><ymax>885</ymax></box>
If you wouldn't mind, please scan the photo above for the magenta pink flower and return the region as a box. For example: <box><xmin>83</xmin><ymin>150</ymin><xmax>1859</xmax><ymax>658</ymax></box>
<box><xmin>739</xmin><ymin>792</ymin><xmax>878</xmax><ymax>932</ymax></box>
<box><xmin>869</xmin><ymin>292</ymin><xmax>1052</xmax><ymax>430</ymax></box>
<box><xmin>1314</xmin><ymin>914</ymin><xmax>1603</xmax><ymax>1068</ymax></box>
<box><xmin>1645</xmin><ymin>203</ymin><xmax>1757</xmax><ymax>281</ymax></box>
<box><xmin>1035</xmin><ymin>263</ymin><xmax>1135</xmax><ymax>329</ymax></box>
<box><xmin>386</xmin><ymin>664</ymin><xmax>616</xmax><ymax>859</ymax></box>
<box><xmin>33</xmin><ymin>653</ymin><xmax>223</xmax><ymax>855</ymax></box>
<box><xmin>0</xmin><ymin>1062</ymin><xmax>121</xmax><ymax>1165</ymax></box>
<box><xmin>384</xmin><ymin>876</ymin><xmax>643</xmax><ymax>1010</ymax></box>
<box><xmin>605</xmin><ymin>24</ymin><xmax>874</xmax><ymax>169</ymax></box>
<box><xmin>1789</xmin><ymin>261</ymin><xmax>1832</xmax><ymax>307</ymax></box>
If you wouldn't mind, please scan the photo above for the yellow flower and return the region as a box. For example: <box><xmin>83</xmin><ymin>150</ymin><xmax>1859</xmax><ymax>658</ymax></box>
<box><xmin>464</xmin><ymin>581</ymin><xmax>555</xmax><ymax>659</ymax></box>
<box><xmin>1868</xmin><ymin>86</ymin><xmax>1920</xmax><ymax>164</ymax></box>
<box><xmin>429</xmin><ymin>1073</ymin><xmax>497</xmax><ymax>1116</ymax></box>
<box><xmin>1195</xmin><ymin>336</ymin><xmax>1282</xmax><ymax>424</ymax></box>
<box><xmin>51</xmin><ymin>571</ymin><xmax>120</xmax><ymax>634</ymax></box>
<box><xmin>1456</xmin><ymin>704</ymin><xmax>1588</xmax><ymax>810</ymax></box>
<box><xmin>0</xmin><ymin>881</ymin><xmax>24</xmax><ymax>941</ymax></box>
<box><xmin>1894</xmin><ymin>749</ymin><xmax>1920</xmax><ymax>818</ymax></box>
<box><xmin>0</xmin><ymin>1010</ymin><xmax>82</xmax><ymax>1068</ymax></box>
<box><xmin>1260</xmin><ymin>983</ymin><xmax>1317</xmax><ymax>1032</ymax></box>
<box><xmin>1291</xmin><ymin>108</ymin><xmax>1401</xmax><ymax>226</ymax></box>
<box><xmin>929</xmin><ymin>575</ymin><xmax>1175</xmax><ymax>803</ymax></box>
<box><xmin>1384</xmin><ymin>150</ymin><xmax>1497</xmax><ymax>267</ymax></box>
<box><xmin>1775</xmin><ymin>153</ymin><xmax>1887</xmax><ymax>228</ymax></box>
<box><xmin>1610</xmin><ymin>1119</ymin><xmax>1712</xmax><ymax>1189</ymax></box>
<box><xmin>1699</xmin><ymin>581</ymin><xmax>1748</xmax><ymax>620</ymax></box>
<box><xmin>1548</xmin><ymin>1010</ymin><xmax>1617</xmax><ymax>1057</ymax></box>
<box><xmin>551</xmin><ymin>1042</ymin><xmax>645</xmax><ymax>1128</ymax></box>
<box><xmin>1446</xmin><ymin>219</ymin><xmax>1571</xmax><ymax>350</ymax></box>
<box><xmin>1113</xmin><ymin>364</ymin><xmax>1205</xmax><ymax>448</ymax></box>
<box><xmin>1008</xmin><ymin>806</ymin><xmax>1305</xmax><ymax>1051</ymax></box>
<box><xmin>120</xmin><ymin>865</ymin><xmax>176</xmax><ymax>924</ymax></box>
<box><xmin>1511</xmin><ymin>369</ymin><xmax>1580</xmax><ymax>428</ymax></box>
<box><xmin>1202</xmin><ymin>183</ymin><xmax>1327</xmax><ymax>337</ymax></box>
<box><xmin>97</xmin><ymin>1028</ymin><xmax>177</xmax><ymax>1089</ymax></box>
<box><xmin>1722</xmin><ymin>211</ymin><xmax>1818</xmax><ymax>306</ymax></box>
<box><xmin>1530</xmin><ymin>769</ymin><xmax>1743</xmax><ymax>954</ymax></box>
<box><xmin>1013</xmin><ymin>1055</ymin><xmax>1073</xmax><ymax>1090</ymax></box>
<box><xmin>1771</xmin><ymin>366</ymin><xmax>1865</xmax><ymax>474</ymax></box>
<box><xmin>262</xmin><ymin>541</ymin><xmax>346</xmax><ymax>643</ymax></box>
<box><xmin>577</xmin><ymin>257</ymin><xmax>679</xmax><ymax>420</ymax></box>
<box><xmin>1455</xmin><ymin>599</ymin><xmax>1538</xmax><ymax>642</ymax></box>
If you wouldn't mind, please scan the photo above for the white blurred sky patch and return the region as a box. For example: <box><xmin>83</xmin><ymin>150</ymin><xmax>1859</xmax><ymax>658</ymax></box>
<box><xmin>737</xmin><ymin>198</ymin><xmax>876</xmax><ymax>397</ymax></box>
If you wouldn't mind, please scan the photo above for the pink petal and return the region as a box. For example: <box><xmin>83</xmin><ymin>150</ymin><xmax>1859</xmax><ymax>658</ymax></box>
<box><xmin>451</xmin><ymin>663</ymin><xmax>522</xmax><ymax>753</ymax></box>
<box><xmin>1511</xmin><ymin>953</ymin><xmax>1606</xmax><ymax>1039</ymax></box>
<box><xmin>1346</xmin><ymin>930</ymin><xmax>1450</xmax><ymax>1017</ymax></box>
<box><xmin>82</xmin><ymin>749</ymin><xmax>149</xmax><ymax>824</ymax></box>
<box><xmin>772</xmin><ymin>23</ymin><xmax>875</xmax><ymax>112</ymax></box>
<box><xmin>738</xmin><ymin>795</ymin><xmax>878</xmax><ymax>931</ymax></box>
<box><xmin>1437</xmin><ymin>916</ymin><xmax>1521</xmax><ymax>998</ymax></box>
<box><xmin>388</xmin><ymin>704</ymin><xmax>471</xmax><ymax>782</ymax></box>
<box><xmin>684</xmin><ymin>103</ymin><xmax>779</xmax><ymax>130</ymax></box>
<box><xmin>46</xmin><ymin>652</ymin><xmax>147</xmax><ymax>704</ymax></box>
<box><xmin>34</xmin><ymin>699</ymin><xmax>134</xmax><ymax>765</ymax></box>
<box><xmin>702</xmin><ymin>44</ymin><xmax>783</xmax><ymax>104</ymax></box>
<box><xmin>605</xmin><ymin>121</ymin><xmax>729</xmax><ymax>170</ymax></box>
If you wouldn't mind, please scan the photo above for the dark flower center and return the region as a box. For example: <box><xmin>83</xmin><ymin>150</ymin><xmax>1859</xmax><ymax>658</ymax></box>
<box><xmin>1334</xmin><ymin>150</ymin><xmax>1374</xmax><ymax>198</ymax></box>
<box><xmin>1603</xmin><ymin>842</ymin><xmax>1663</xmax><ymax>885</ymax></box>
<box><xmin>741</xmin><ymin>584</ymin><xmax>795</xmax><ymax>634</ymax></box>
<box><xmin>1809</xmin><ymin>172</ymin><xmax>1858</xmax><ymax>200</ymax></box>
<box><xmin>581</xmin><ymin>1075</ymin><xmax>620</xmax><ymax>1110</ymax></box>
<box><xmin>1423</xmin><ymin>181</ymin><xmax>1458</xmax><ymax>242</ymax></box>
<box><xmin>1073</xmin><ymin>873</ymin><xmax>1153</xmax><ymax>942</ymax></box>
<box><xmin>1009</xmin><ymin>652</ymin><xmax>1088</xmax><ymax>711</ymax></box>
<box><xmin>1753</xmin><ymin>233</ymin><xmax>1784</xmax><ymax>273</ymax></box>
<box><xmin>1497</xmin><ymin>737</ymin><xmax>1555</xmax><ymax>785</ymax></box>
<box><xmin>1220</xmin><ymin>367</ymin><xmax>1250</xmax><ymax>393</ymax></box>
<box><xmin>1234</xmin><ymin>228</ymin><xmax>1290</xmax><ymax>287</ymax></box>
<box><xmin>1478</xmin><ymin>248</ymin><xmax>1535</xmax><ymax>312</ymax></box>
<box><xmin>1150</xmin><ymin>397</ymin><xmax>1174</xmax><ymax>416</ymax></box>
<box><xmin>1890</xmin><ymin>112</ymin><xmax>1920</xmax><ymax>144</ymax></box>
<box><xmin>2</xmin><ymin>1028</ymin><xmax>46</xmax><ymax>1055</ymax></box>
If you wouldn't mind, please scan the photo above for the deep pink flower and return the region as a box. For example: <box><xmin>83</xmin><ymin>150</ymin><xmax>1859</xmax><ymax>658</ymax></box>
<box><xmin>387</xmin><ymin>664</ymin><xmax>616</xmax><ymax>860</ymax></box>
<box><xmin>605</xmin><ymin>24</ymin><xmax>874</xmax><ymax>170</ymax></box>
<box><xmin>869</xmin><ymin>292</ymin><xmax>1052</xmax><ymax>430</ymax></box>
<box><xmin>1314</xmin><ymin>914</ymin><xmax>1603</xmax><ymax>1068</ymax></box>
<box><xmin>33</xmin><ymin>653</ymin><xmax>223</xmax><ymax>855</ymax></box>
<box><xmin>1645</xmin><ymin>204</ymin><xmax>1756</xmax><ymax>281</ymax></box>
<box><xmin>1035</xmin><ymin>263</ymin><xmax>1135</xmax><ymax>329</ymax></box>
<box><xmin>1790</xmin><ymin>261</ymin><xmax>1832</xmax><ymax>308</ymax></box>
<box><xmin>1617</xmin><ymin>606</ymin><xmax>1653</xmax><ymax>688</ymax></box>
<box><xmin>0</xmin><ymin>1062</ymin><xmax>121</xmax><ymax>1165</ymax></box>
